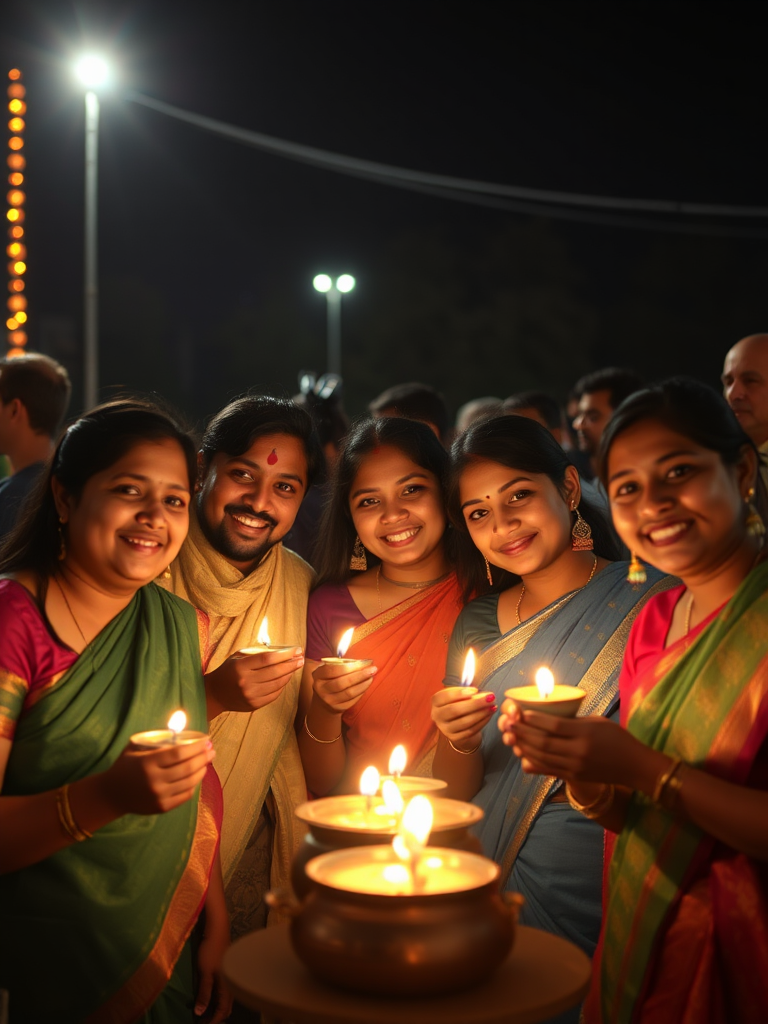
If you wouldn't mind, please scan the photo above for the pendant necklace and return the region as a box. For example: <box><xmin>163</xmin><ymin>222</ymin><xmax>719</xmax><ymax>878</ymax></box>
<box><xmin>376</xmin><ymin>565</ymin><xmax>450</xmax><ymax>613</ymax></box>
<box><xmin>516</xmin><ymin>556</ymin><xmax>598</xmax><ymax>626</ymax></box>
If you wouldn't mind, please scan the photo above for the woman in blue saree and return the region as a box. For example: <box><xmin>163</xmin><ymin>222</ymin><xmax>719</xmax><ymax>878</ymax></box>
<box><xmin>431</xmin><ymin>415</ymin><xmax>674</xmax><ymax>965</ymax></box>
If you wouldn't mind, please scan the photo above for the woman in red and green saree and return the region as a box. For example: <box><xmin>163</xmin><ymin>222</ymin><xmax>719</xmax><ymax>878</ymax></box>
<box><xmin>298</xmin><ymin>417</ymin><xmax>463</xmax><ymax>795</ymax></box>
<box><xmin>0</xmin><ymin>400</ymin><xmax>231</xmax><ymax>1024</ymax></box>
<box><xmin>504</xmin><ymin>379</ymin><xmax>768</xmax><ymax>1023</ymax></box>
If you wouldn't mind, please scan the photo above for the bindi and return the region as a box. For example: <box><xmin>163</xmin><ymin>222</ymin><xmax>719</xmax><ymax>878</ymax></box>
<box><xmin>267</xmin><ymin>449</ymin><xmax>278</xmax><ymax>465</ymax></box>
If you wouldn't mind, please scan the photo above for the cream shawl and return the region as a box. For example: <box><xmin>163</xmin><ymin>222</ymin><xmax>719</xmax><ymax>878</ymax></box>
<box><xmin>160</xmin><ymin>513</ymin><xmax>313</xmax><ymax>899</ymax></box>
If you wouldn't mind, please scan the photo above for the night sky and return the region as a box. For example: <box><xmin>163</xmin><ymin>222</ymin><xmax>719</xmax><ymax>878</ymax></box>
<box><xmin>2</xmin><ymin>1</ymin><xmax>766</xmax><ymax>426</ymax></box>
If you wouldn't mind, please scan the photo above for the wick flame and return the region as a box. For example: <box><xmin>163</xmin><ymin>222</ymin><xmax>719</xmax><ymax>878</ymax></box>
<box><xmin>535</xmin><ymin>666</ymin><xmax>555</xmax><ymax>699</ymax></box>
<box><xmin>461</xmin><ymin>648</ymin><xmax>476</xmax><ymax>686</ymax></box>
<box><xmin>360</xmin><ymin>765</ymin><xmax>380</xmax><ymax>797</ymax></box>
<box><xmin>167</xmin><ymin>710</ymin><xmax>187</xmax><ymax>734</ymax></box>
<box><xmin>337</xmin><ymin>627</ymin><xmax>355</xmax><ymax>658</ymax></box>
<box><xmin>382</xmin><ymin>779</ymin><xmax>404</xmax><ymax>815</ymax></box>
<box><xmin>388</xmin><ymin>744</ymin><xmax>407</xmax><ymax>777</ymax></box>
<box><xmin>256</xmin><ymin>618</ymin><xmax>271</xmax><ymax>646</ymax></box>
<box><xmin>393</xmin><ymin>795</ymin><xmax>433</xmax><ymax>863</ymax></box>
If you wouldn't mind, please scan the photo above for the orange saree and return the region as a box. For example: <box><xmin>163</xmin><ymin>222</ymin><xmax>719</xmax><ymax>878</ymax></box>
<box><xmin>307</xmin><ymin>574</ymin><xmax>464</xmax><ymax>793</ymax></box>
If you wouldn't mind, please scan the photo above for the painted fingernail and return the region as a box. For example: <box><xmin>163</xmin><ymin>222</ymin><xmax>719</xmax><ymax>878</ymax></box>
<box><xmin>206</xmin><ymin>740</ymin><xmax>213</xmax><ymax>749</ymax></box>
<box><xmin>490</xmin><ymin>705</ymin><xmax>498</xmax><ymax>713</ymax></box>
<box><xmin>485</xmin><ymin>693</ymin><xmax>495</xmax><ymax>703</ymax></box>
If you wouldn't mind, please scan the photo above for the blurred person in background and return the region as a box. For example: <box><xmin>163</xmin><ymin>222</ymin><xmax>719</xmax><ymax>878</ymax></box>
<box><xmin>454</xmin><ymin>396</ymin><xmax>503</xmax><ymax>436</ymax></box>
<box><xmin>722</xmin><ymin>333</ymin><xmax>768</xmax><ymax>492</ymax></box>
<box><xmin>572</xmin><ymin>368</ymin><xmax>644</xmax><ymax>478</ymax></box>
<box><xmin>0</xmin><ymin>353</ymin><xmax>71</xmax><ymax>541</ymax></box>
<box><xmin>369</xmin><ymin>381</ymin><xmax>449</xmax><ymax>446</ymax></box>
<box><xmin>285</xmin><ymin>372</ymin><xmax>349</xmax><ymax>566</ymax></box>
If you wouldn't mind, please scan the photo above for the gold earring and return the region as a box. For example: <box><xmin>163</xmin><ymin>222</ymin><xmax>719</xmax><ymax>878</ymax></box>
<box><xmin>571</xmin><ymin>504</ymin><xmax>594</xmax><ymax>551</ymax></box>
<box><xmin>746</xmin><ymin>488</ymin><xmax>766</xmax><ymax>540</ymax></box>
<box><xmin>57</xmin><ymin>517</ymin><xmax>66</xmax><ymax>561</ymax></box>
<box><xmin>350</xmin><ymin>536</ymin><xmax>367</xmax><ymax>571</ymax></box>
<box><xmin>627</xmin><ymin>552</ymin><xmax>646</xmax><ymax>585</ymax></box>
<box><xmin>484</xmin><ymin>556</ymin><xmax>493</xmax><ymax>586</ymax></box>
<box><xmin>162</xmin><ymin>566</ymin><xmax>172</xmax><ymax>580</ymax></box>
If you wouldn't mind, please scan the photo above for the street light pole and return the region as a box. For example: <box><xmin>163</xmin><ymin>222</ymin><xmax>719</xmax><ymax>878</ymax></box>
<box><xmin>83</xmin><ymin>89</ymin><xmax>99</xmax><ymax>410</ymax></box>
<box><xmin>313</xmin><ymin>274</ymin><xmax>355</xmax><ymax>377</ymax></box>
<box><xmin>326</xmin><ymin>288</ymin><xmax>341</xmax><ymax>375</ymax></box>
<box><xmin>74</xmin><ymin>55</ymin><xmax>109</xmax><ymax>410</ymax></box>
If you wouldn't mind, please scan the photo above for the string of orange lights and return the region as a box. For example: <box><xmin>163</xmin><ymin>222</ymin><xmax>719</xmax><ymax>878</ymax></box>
<box><xmin>7</xmin><ymin>68</ymin><xmax>27</xmax><ymax>358</ymax></box>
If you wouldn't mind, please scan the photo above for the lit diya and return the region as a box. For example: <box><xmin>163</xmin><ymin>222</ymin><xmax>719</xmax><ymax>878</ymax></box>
<box><xmin>320</xmin><ymin>626</ymin><xmax>373</xmax><ymax>671</ymax></box>
<box><xmin>378</xmin><ymin>743</ymin><xmax>448</xmax><ymax>795</ymax></box>
<box><xmin>130</xmin><ymin>710</ymin><xmax>208</xmax><ymax>749</ymax></box>
<box><xmin>273</xmin><ymin>795</ymin><xmax>523</xmax><ymax>996</ymax></box>
<box><xmin>291</xmin><ymin>770</ymin><xmax>481</xmax><ymax>894</ymax></box>
<box><xmin>504</xmin><ymin>666</ymin><xmax>586</xmax><ymax>718</ymax></box>
<box><xmin>234</xmin><ymin>617</ymin><xmax>295</xmax><ymax>656</ymax></box>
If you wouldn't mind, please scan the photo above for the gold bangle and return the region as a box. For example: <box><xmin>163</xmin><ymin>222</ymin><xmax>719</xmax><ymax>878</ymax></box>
<box><xmin>55</xmin><ymin>784</ymin><xmax>92</xmax><ymax>842</ymax></box>
<box><xmin>303</xmin><ymin>714</ymin><xmax>342</xmax><ymax>744</ymax></box>
<box><xmin>652</xmin><ymin>757</ymin><xmax>683</xmax><ymax>805</ymax></box>
<box><xmin>565</xmin><ymin>782</ymin><xmax>615</xmax><ymax>819</ymax></box>
<box><xmin>448</xmin><ymin>738</ymin><xmax>481</xmax><ymax>755</ymax></box>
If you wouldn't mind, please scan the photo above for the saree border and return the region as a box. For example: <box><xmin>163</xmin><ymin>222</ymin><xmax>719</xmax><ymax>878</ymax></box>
<box><xmin>350</xmin><ymin>576</ymin><xmax>456</xmax><ymax>645</ymax></box>
<box><xmin>85</xmin><ymin>791</ymin><xmax>219</xmax><ymax>1024</ymax></box>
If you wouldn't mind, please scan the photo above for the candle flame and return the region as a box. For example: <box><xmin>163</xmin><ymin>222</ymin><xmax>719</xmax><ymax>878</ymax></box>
<box><xmin>337</xmin><ymin>627</ymin><xmax>355</xmax><ymax>657</ymax></box>
<box><xmin>535</xmin><ymin>666</ymin><xmax>555</xmax><ymax>699</ymax></box>
<box><xmin>461</xmin><ymin>648</ymin><xmax>476</xmax><ymax>686</ymax></box>
<box><xmin>167</xmin><ymin>710</ymin><xmax>187</xmax><ymax>734</ymax></box>
<box><xmin>382</xmin><ymin>779</ymin><xmax>404</xmax><ymax>815</ymax></box>
<box><xmin>388</xmin><ymin>744</ymin><xmax>407</xmax><ymax>777</ymax></box>
<box><xmin>256</xmin><ymin>617</ymin><xmax>271</xmax><ymax>645</ymax></box>
<box><xmin>360</xmin><ymin>765</ymin><xmax>380</xmax><ymax>797</ymax></box>
<box><xmin>401</xmin><ymin>795</ymin><xmax>433</xmax><ymax>847</ymax></box>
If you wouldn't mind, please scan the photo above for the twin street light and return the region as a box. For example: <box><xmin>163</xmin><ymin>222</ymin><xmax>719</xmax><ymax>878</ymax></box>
<box><xmin>313</xmin><ymin>273</ymin><xmax>355</xmax><ymax>376</ymax></box>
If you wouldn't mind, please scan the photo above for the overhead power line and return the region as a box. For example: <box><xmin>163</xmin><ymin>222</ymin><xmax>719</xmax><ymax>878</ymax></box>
<box><xmin>125</xmin><ymin>90</ymin><xmax>768</xmax><ymax>237</ymax></box>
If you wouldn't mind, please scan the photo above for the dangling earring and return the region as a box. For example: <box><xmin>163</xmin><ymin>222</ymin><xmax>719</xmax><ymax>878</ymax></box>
<box><xmin>484</xmin><ymin>556</ymin><xmax>493</xmax><ymax>586</ymax></box>
<box><xmin>350</xmin><ymin>536</ymin><xmax>368</xmax><ymax>571</ymax></box>
<box><xmin>627</xmin><ymin>552</ymin><xmax>646</xmax><ymax>585</ymax></box>
<box><xmin>746</xmin><ymin>487</ymin><xmax>766</xmax><ymax>540</ymax></box>
<box><xmin>571</xmin><ymin>503</ymin><xmax>594</xmax><ymax>551</ymax></box>
<box><xmin>57</xmin><ymin>517</ymin><xmax>67</xmax><ymax>561</ymax></box>
<box><xmin>162</xmin><ymin>566</ymin><xmax>172</xmax><ymax>580</ymax></box>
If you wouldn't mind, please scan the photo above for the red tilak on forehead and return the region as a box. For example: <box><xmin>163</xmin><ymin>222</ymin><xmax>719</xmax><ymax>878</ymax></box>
<box><xmin>267</xmin><ymin>449</ymin><xmax>278</xmax><ymax>465</ymax></box>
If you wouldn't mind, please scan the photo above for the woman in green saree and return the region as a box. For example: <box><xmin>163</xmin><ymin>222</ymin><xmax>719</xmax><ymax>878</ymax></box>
<box><xmin>505</xmin><ymin>380</ymin><xmax>768</xmax><ymax>1023</ymax></box>
<box><xmin>0</xmin><ymin>401</ymin><xmax>231</xmax><ymax>1023</ymax></box>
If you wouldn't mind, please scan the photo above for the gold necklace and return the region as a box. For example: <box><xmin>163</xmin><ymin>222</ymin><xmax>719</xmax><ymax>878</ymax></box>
<box><xmin>375</xmin><ymin>565</ymin><xmax>449</xmax><ymax>613</ymax></box>
<box><xmin>53</xmin><ymin>574</ymin><xmax>89</xmax><ymax>649</ymax></box>
<box><xmin>516</xmin><ymin>556</ymin><xmax>598</xmax><ymax>626</ymax></box>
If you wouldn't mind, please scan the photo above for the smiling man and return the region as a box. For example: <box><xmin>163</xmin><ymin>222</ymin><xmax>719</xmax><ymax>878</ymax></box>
<box><xmin>160</xmin><ymin>394</ymin><xmax>322</xmax><ymax>943</ymax></box>
<box><xmin>722</xmin><ymin>333</ymin><xmax>768</xmax><ymax>493</ymax></box>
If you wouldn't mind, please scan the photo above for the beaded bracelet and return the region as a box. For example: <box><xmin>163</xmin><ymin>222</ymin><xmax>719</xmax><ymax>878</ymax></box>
<box><xmin>565</xmin><ymin>782</ymin><xmax>615</xmax><ymax>820</ymax></box>
<box><xmin>303</xmin><ymin>714</ymin><xmax>342</xmax><ymax>744</ymax></box>
<box><xmin>55</xmin><ymin>784</ymin><xmax>93</xmax><ymax>842</ymax></box>
<box><xmin>448</xmin><ymin>738</ymin><xmax>481</xmax><ymax>755</ymax></box>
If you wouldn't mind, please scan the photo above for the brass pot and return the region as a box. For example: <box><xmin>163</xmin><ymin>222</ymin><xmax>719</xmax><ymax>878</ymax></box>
<box><xmin>271</xmin><ymin>846</ymin><xmax>523</xmax><ymax>996</ymax></box>
<box><xmin>291</xmin><ymin>796</ymin><xmax>484</xmax><ymax>898</ymax></box>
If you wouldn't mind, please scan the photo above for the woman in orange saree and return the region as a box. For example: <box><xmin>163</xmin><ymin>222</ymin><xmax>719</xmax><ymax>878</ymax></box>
<box><xmin>503</xmin><ymin>379</ymin><xmax>768</xmax><ymax>1023</ymax></box>
<box><xmin>298</xmin><ymin>417</ymin><xmax>463</xmax><ymax>794</ymax></box>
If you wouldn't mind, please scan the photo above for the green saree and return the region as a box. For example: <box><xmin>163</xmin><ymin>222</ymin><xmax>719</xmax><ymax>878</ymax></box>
<box><xmin>0</xmin><ymin>583</ymin><xmax>218</xmax><ymax>1024</ymax></box>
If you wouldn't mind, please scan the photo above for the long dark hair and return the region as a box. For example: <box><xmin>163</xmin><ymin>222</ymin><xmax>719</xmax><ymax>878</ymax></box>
<box><xmin>448</xmin><ymin>415</ymin><xmax>621</xmax><ymax>602</ymax></box>
<box><xmin>598</xmin><ymin>376</ymin><xmax>768</xmax><ymax>517</ymax></box>
<box><xmin>0</xmin><ymin>398</ymin><xmax>197</xmax><ymax>580</ymax></box>
<box><xmin>312</xmin><ymin>417</ymin><xmax>455</xmax><ymax>587</ymax></box>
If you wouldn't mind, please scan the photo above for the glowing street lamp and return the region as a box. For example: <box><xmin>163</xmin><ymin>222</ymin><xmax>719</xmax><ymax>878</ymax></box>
<box><xmin>74</xmin><ymin>55</ymin><xmax>110</xmax><ymax>409</ymax></box>
<box><xmin>312</xmin><ymin>273</ymin><xmax>356</xmax><ymax>375</ymax></box>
